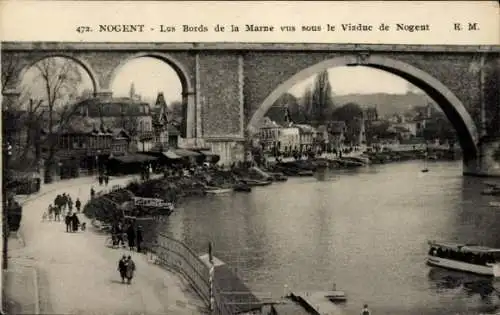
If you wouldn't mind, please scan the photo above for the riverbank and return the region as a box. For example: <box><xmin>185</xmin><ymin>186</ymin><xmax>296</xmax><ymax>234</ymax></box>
<box><xmin>83</xmin><ymin>147</ymin><xmax>461</xmax><ymax>217</ymax></box>
<box><xmin>5</xmin><ymin>175</ymin><xmax>206</xmax><ymax>315</ymax></box>
<box><xmin>262</xmin><ymin>147</ymin><xmax>460</xmax><ymax>176</ymax></box>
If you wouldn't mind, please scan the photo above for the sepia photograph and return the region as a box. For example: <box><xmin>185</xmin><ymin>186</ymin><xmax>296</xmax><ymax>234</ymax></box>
<box><xmin>1</xmin><ymin>1</ymin><xmax>500</xmax><ymax>315</ymax></box>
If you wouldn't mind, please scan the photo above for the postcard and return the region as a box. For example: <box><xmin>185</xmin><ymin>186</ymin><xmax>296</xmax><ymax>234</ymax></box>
<box><xmin>1</xmin><ymin>1</ymin><xmax>499</xmax><ymax>315</ymax></box>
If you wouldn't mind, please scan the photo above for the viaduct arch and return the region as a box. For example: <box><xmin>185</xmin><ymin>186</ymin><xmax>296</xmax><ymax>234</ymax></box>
<box><xmin>108</xmin><ymin>52</ymin><xmax>193</xmax><ymax>94</ymax></box>
<box><xmin>15</xmin><ymin>54</ymin><xmax>101</xmax><ymax>95</ymax></box>
<box><xmin>247</xmin><ymin>55</ymin><xmax>479</xmax><ymax>162</ymax></box>
<box><xmin>2</xmin><ymin>43</ymin><xmax>499</xmax><ymax>176</ymax></box>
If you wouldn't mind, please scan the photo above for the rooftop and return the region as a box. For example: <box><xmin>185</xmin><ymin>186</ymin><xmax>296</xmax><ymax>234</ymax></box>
<box><xmin>75</xmin><ymin>97</ymin><xmax>151</xmax><ymax>117</ymax></box>
<box><xmin>259</xmin><ymin>117</ymin><xmax>281</xmax><ymax>129</ymax></box>
<box><xmin>295</xmin><ymin>124</ymin><xmax>316</xmax><ymax>134</ymax></box>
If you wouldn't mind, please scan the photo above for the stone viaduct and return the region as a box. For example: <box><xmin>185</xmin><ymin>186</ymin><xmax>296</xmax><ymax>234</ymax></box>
<box><xmin>1</xmin><ymin>42</ymin><xmax>499</xmax><ymax>176</ymax></box>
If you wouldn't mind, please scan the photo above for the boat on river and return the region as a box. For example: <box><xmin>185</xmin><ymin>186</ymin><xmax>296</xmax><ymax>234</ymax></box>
<box><xmin>427</xmin><ymin>240</ymin><xmax>500</xmax><ymax>277</ymax></box>
<box><xmin>481</xmin><ymin>187</ymin><xmax>500</xmax><ymax>196</ymax></box>
<box><xmin>233</xmin><ymin>183</ymin><xmax>252</xmax><ymax>192</ymax></box>
<box><xmin>204</xmin><ymin>187</ymin><xmax>233</xmax><ymax>195</ymax></box>
<box><xmin>242</xmin><ymin>178</ymin><xmax>273</xmax><ymax>186</ymax></box>
<box><xmin>484</xmin><ymin>181</ymin><xmax>500</xmax><ymax>188</ymax></box>
<box><xmin>489</xmin><ymin>201</ymin><xmax>500</xmax><ymax>207</ymax></box>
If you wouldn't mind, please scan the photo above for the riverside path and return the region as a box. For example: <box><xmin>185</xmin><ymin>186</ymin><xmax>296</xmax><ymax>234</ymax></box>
<box><xmin>5</xmin><ymin>175</ymin><xmax>208</xmax><ymax>315</ymax></box>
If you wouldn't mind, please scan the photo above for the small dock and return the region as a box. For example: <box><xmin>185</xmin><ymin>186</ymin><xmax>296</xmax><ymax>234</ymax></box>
<box><xmin>199</xmin><ymin>254</ymin><xmax>262</xmax><ymax>314</ymax></box>
<box><xmin>287</xmin><ymin>291</ymin><xmax>344</xmax><ymax>315</ymax></box>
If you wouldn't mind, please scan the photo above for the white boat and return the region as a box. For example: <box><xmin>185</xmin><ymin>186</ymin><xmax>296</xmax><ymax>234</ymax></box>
<box><xmin>427</xmin><ymin>241</ymin><xmax>500</xmax><ymax>277</ymax></box>
<box><xmin>204</xmin><ymin>188</ymin><xmax>233</xmax><ymax>195</ymax></box>
<box><xmin>489</xmin><ymin>201</ymin><xmax>500</xmax><ymax>207</ymax></box>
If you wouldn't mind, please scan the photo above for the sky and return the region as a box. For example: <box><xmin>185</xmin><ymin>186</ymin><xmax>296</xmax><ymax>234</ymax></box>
<box><xmin>20</xmin><ymin>57</ymin><xmax>421</xmax><ymax>109</ymax></box>
<box><xmin>289</xmin><ymin>67</ymin><xmax>422</xmax><ymax>97</ymax></box>
<box><xmin>110</xmin><ymin>58</ymin><xmax>421</xmax><ymax>102</ymax></box>
<box><xmin>110</xmin><ymin>57</ymin><xmax>182</xmax><ymax>104</ymax></box>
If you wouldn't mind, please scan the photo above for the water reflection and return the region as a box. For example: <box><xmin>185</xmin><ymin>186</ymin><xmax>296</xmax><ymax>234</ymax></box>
<box><xmin>156</xmin><ymin>160</ymin><xmax>500</xmax><ymax>314</ymax></box>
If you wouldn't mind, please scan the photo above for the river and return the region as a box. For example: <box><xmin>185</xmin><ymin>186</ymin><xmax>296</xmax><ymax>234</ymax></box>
<box><xmin>157</xmin><ymin>160</ymin><xmax>500</xmax><ymax>314</ymax></box>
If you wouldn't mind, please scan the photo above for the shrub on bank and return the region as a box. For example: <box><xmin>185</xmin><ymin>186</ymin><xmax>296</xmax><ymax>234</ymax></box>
<box><xmin>83</xmin><ymin>189</ymin><xmax>134</xmax><ymax>223</ymax></box>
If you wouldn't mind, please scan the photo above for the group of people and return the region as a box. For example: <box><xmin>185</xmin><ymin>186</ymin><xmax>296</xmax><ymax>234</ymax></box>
<box><xmin>111</xmin><ymin>221</ymin><xmax>144</xmax><ymax>252</ymax></box>
<box><xmin>98</xmin><ymin>173</ymin><xmax>110</xmax><ymax>186</ymax></box>
<box><xmin>44</xmin><ymin>193</ymin><xmax>82</xmax><ymax>223</ymax></box>
<box><xmin>65</xmin><ymin>212</ymin><xmax>83</xmax><ymax>232</ymax></box>
<box><xmin>117</xmin><ymin>255</ymin><xmax>136</xmax><ymax>284</ymax></box>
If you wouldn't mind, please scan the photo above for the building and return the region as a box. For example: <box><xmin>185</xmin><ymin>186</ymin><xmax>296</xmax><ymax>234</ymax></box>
<box><xmin>258</xmin><ymin>117</ymin><xmax>281</xmax><ymax>152</ymax></box>
<box><xmin>327</xmin><ymin>121</ymin><xmax>347</xmax><ymax>149</ymax></box>
<box><xmin>74</xmin><ymin>97</ymin><xmax>155</xmax><ymax>151</ymax></box>
<box><xmin>315</xmin><ymin>125</ymin><xmax>330</xmax><ymax>152</ymax></box>
<box><xmin>295</xmin><ymin>124</ymin><xmax>316</xmax><ymax>152</ymax></box>
<box><xmin>364</xmin><ymin>106</ymin><xmax>379</xmax><ymax>122</ymax></box>
<box><xmin>41</xmin><ymin>116</ymin><xmax>133</xmax><ymax>176</ymax></box>
<box><xmin>278</xmin><ymin>126</ymin><xmax>300</xmax><ymax>153</ymax></box>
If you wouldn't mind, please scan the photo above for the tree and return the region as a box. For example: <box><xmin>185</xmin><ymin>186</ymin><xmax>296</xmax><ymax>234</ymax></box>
<box><xmin>331</xmin><ymin>103</ymin><xmax>365</xmax><ymax>145</ymax></box>
<box><xmin>365</xmin><ymin>120</ymin><xmax>396</xmax><ymax>142</ymax></box>
<box><xmin>422</xmin><ymin>113</ymin><xmax>456</xmax><ymax>143</ymax></box>
<box><xmin>310</xmin><ymin>70</ymin><xmax>335</xmax><ymax>126</ymax></box>
<box><xmin>273</xmin><ymin>93</ymin><xmax>303</xmax><ymax>123</ymax></box>
<box><xmin>2</xmin><ymin>56</ymin><xmax>46</xmax><ymax>170</ymax></box>
<box><xmin>331</xmin><ymin>102</ymin><xmax>364</xmax><ymax>122</ymax></box>
<box><xmin>301</xmin><ymin>85</ymin><xmax>314</xmax><ymax>122</ymax></box>
<box><xmin>30</xmin><ymin>57</ymin><xmax>85</xmax><ymax>183</ymax></box>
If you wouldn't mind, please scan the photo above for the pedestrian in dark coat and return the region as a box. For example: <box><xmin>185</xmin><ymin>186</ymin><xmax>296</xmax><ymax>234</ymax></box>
<box><xmin>65</xmin><ymin>213</ymin><xmax>71</xmax><ymax>232</ymax></box>
<box><xmin>61</xmin><ymin>193</ymin><xmax>68</xmax><ymax>211</ymax></box>
<box><xmin>90</xmin><ymin>187</ymin><xmax>95</xmax><ymax>199</ymax></box>
<box><xmin>136</xmin><ymin>226</ymin><xmax>143</xmax><ymax>253</ymax></box>
<box><xmin>127</xmin><ymin>224</ymin><xmax>136</xmax><ymax>250</ymax></box>
<box><xmin>68</xmin><ymin>197</ymin><xmax>73</xmax><ymax>212</ymax></box>
<box><xmin>98</xmin><ymin>175</ymin><xmax>103</xmax><ymax>186</ymax></box>
<box><xmin>104</xmin><ymin>175</ymin><xmax>109</xmax><ymax>186</ymax></box>
<box><xmin>118</xmin><ymin>255</ymin><xmax>128</xmax><ymax>283</ymax></box>
<box><xmin>71</xmin><ymin>213</ymin><xmax>80</xmax><ymax>232</ymax></box>
<box><xmin>75</xmin><ymin>198</ymin><xmax>81</xmax><ymax>212</ymax></box>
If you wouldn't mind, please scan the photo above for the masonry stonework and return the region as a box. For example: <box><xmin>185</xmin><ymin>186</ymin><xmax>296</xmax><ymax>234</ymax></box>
<box><xmin>2</xmin><ymin>43</ymin><xmax>499</xmax><ymax>176</ymax></box>
<box><xmin>198</xmin><ymin>52</ymin><xmax>243</xmax><ymax>139</ymax></box>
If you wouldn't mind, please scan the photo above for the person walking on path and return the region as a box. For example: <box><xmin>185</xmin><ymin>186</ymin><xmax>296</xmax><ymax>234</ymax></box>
<box><xmin>118</xmin><ymin>255</ymin><xmax>128</xmax><ymax>283</ymax></box>
<box><xmin>54</xmin><ymin>195</ymin><xmax>63</xmax><ymax>214</ymax></box>
<box><xmin>61</xmin><ymin>193</ymin><xmax>68</xmax><ymax>212</ymax></box>
<box><xmin>75</xmin><ymin>198</ymin><xmax>81</xmax><ymax>212</ymax></box>
<box><xmin>90</xmin><ymin>187</ymin><xmax>95</xmax><ymax>200</ymax></box>
<box><xmin>104</xmin><ymin>174</ymin><xmax>109</xmax><ymax>186</ymax></box>
<box><xmin>136</xmin><ymin>226</ymin><xmax>143</xmax><ymax>253</ymax></box>
<box><xmin>126</xmin><ymin>224</ymin><xmax>136</xmax><ymax>251</ymax></box>
<box><xmin>125</xmin><ymin>256</ymin><xmax>136</xmax><ymax>284</ymax></box>
<box><xmin>48</xmin><ymin>204</ymin><xmax>54</xmax><ymax>221</ymax></box>
<box><xmin>65</xmin><ymin>213</ymin><xmax>72</xmax><ymax>232</ymax></box>
<box><xmin>68</xmin><ymin>197</ymin><xmax>73</xmax><ymax>212</ymax></box>
<box><xmin>54</xmin><ymin>206</ymin><xmax>61</xmax><ymax>222</ymax></box>
<box><xmin>71</xmin><ymin>213</ymin><xmax>80</xmax><ymax>232</ymax></box>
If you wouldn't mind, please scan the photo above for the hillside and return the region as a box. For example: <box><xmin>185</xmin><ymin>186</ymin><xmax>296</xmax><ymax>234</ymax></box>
<box><xmin>331</xmin><ymin>92</ymin><xmax>436</xmax><ymax>116</ymax></box>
